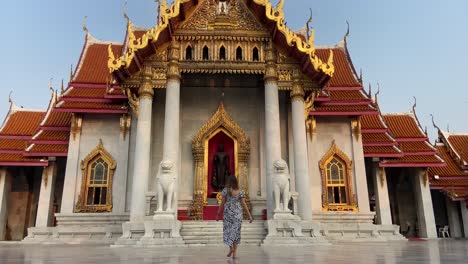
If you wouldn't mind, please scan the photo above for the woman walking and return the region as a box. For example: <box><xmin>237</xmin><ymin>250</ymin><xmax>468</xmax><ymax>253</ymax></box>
<box><xmin>216</xmin><ymin>175</ymin><xmax>253</xmax><ymax>259</ymax></box>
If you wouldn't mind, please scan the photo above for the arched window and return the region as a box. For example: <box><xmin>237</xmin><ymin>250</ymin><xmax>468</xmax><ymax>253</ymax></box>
<box><xmin>236</xmin><ymin>46</ymin><xmax>243</xmax><ymax>60</ymax></box>
<box><xmin>326</xmin><ymin>158</ymin><xmax>347</xmax><ymax>204</ymax></box>
<box><xmin>203</xmin><ymin>46</ymin><xmax>209</xmax><ymax>60</ymax></box>
<box><xmin>219</xmin><ymin>46</ymin><xmax>226</xmax><ymax>60</ymax></box>
<box><xmin>86</xmin><ymin>157</ymin><xmax>110</xmax><ymax>206</ymax></box>
<box><xmin>252</xmin><ymin>47</ymin><xmax>259</xmax><ymax>61</ymax></box>
<box><xmin>185</xmin><ymin>45</ymin><xmax>193</xmax><ymax>60</ymax></box>
<box><xmin>75</xmin><ymin>140</ymin><xmax>116</xmax><ymax>213</ymax></box>
<box><xmin>319</xmin><ymin>142</ymin><xmax>357</xmax><ymax>212</ymax></box>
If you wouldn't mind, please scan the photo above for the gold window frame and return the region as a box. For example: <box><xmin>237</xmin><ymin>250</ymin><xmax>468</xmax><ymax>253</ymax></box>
<box><xmin>319</xmin><ymin>141</ymin><xmax>358</xmax><ymax>212</ymax></box>
<box><xmin>75</xmin><ymin>140</ymin><xmax>116</xmax><ymax>213</ymax></box>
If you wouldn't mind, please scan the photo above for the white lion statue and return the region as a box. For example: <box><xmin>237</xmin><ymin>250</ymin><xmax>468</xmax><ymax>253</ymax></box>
<box><xmin>155</xmin><ymin>160</ymin><xmax>176</xmax><ymax>212</ymax></box>
<box><xmin>272</xmin><ymin>159</ymin><xmax>291</xmax><ymax>213</ymax></box>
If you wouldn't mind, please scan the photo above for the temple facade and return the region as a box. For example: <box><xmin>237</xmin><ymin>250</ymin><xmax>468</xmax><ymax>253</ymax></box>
<box><xmin>0</xmin><ymin>0</ymin><xmax>466</xmax><ymax>245</ymax></box>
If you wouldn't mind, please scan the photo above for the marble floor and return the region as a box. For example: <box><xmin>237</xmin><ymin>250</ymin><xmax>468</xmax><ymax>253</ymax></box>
<box><xmin>0</xmin><ymin>240</ymin><xmax>467</xmax><ymax>264</ymax></box>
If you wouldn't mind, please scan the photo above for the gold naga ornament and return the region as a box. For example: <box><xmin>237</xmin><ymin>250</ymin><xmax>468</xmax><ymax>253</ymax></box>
<box><xmin>107</xmin><ymin>0</ymin><xmax>334</xmax><ymax>77</ymax></box>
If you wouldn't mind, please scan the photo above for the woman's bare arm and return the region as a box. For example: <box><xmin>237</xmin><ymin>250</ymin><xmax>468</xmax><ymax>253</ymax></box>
<box><xmin>216</xmin><ymin>196</ymin><xmax>226</xmax><ymax>221</ymax></box>
<box><xmin>241</xmin><ymin>198</ymin><xmax>253</xmax><ymax>223</ymax></box>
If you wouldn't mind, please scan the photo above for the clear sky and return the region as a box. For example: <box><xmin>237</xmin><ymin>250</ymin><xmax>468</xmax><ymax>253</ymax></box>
<box><xmin>0</xmin><ymin>0</ymin><xmax>467</xmax><ymax>140</ymax></box>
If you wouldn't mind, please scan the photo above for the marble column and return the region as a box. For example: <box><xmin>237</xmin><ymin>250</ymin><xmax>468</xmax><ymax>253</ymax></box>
<box><xmin>264</xmin><ymin>44</ymin><xmax>281</xmax><ymax>218</ymax></box>
<box><xmin>0</xmin><ymin>168</ymin><xmax>11</xmax><ymax>240</ymax></box>
<box><xmin>460</xmin><ymin>201</ymin><xmax>468</xmax><ymax>238</ymax></box>
<box><xmin>161</xmin><ymin>41</ymin><xmax>181</xmax><ymax>214</ymax></box>
<box><xmin>129</xmin><ymin>66</ymin><xmax>154</xmax><ymax>222</ymax></box>
<box><xmin>372</xmin><ymin>164</ymin><xmax>392</xmax><ymax>225</ymax></box>
<box><xmin>413</xmin><ymin>168</ymin><xmax>437</xmax><ymax>238</ymax></box>
<box><xmin>35</xmin><ymin>162</ymin><xmax>57</xmax><ymax>227</ymax></box>
<box><xmin>60</xmin><ymin>114</ymin><xmax>82</xmax><ymax>214</ymax></box>
<box><xmin>445</xmin><ymin>197</ymin><xmax>462</xmax><ymax>238</ymax></box>
<box><xmin>290</xmin><ymin>70</ymin><xmax>312</xmax><ymax>220</ymax></box>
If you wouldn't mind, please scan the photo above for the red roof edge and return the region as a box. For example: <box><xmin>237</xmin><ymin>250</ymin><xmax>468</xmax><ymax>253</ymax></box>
<box><xmin>311</xmin><ymin>111</ymin><xmax>379</xmax><ymax>116</ymax></box>
<box><xmin>379</xmin><ymin>162</ymin><xmax>446</xmax><ymax>168</ymax></box>
<box><xmin>53</xmin><ymin>108</ymin><xmax>128</xmax><ymax>114</ymax></box>
<box><xmin>0</xmin><ymin>161</ymin><xmax>48</xmax><ymax>167</ymax></box>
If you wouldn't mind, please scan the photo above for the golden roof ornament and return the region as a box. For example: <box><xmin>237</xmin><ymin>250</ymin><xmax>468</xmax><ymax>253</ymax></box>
<box><xmin>108</xmin><ymin>0</ymin><xmax>335</xmax><ymax>77</ymax></box>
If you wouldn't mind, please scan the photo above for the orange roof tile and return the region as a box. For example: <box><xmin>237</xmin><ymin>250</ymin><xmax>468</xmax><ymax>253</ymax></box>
<box><xmin>313</xmin><ymin>104</ymin><xmax>376</xmax><ymax>113</ymax></box>
<box><xmin>362</xmin><ymin>133</ymin><xmax>394</xmax><ymax>144</ymax></box>
<box><xmin>42</xmin><ymin>112</ymin><xmax>72</xmax><ymax>127</ymax></box>
<box><xmin>430</xmin><ymin>145</ymin><xmax>467</xmax><ymax>177</ymax></box>
<box><xmin>28</xmin><ymin>144</ymin><xmax>68</xmax><ymax>153</ymax></box>
<box><xmin>431</xmin><ymin>179</ymin><xmax>468</xmax><ymax>187</ymax></box>
<box><xmin>383</xmin><ymin>114</ymin><xmax>426</xmax><ymax>139</ymax></box>
<box><xmin>381</xmin><ymin>155</ymin><xmax>444</xmax><ymax>164</ymax></box>
<box><xmin>65</xmin><ymin>87</ymin><xmax>108</xmax><ymax>98</ymax></box>
<box><xmin>57</xmin><ymin>102</ymin><xmax>126</xmax><ymax>110</ymax></box>
<box><xmin>34</xmin><ymin>131</ymin><xmax>70</xmax><ymax>141</ymax></box>
<box><xmin>327</xmin><ymin>90</ymin><xmax>369</xmax><ymax>101</ymax></box>
<box><xmin>0</xmin><ymin>139</ymin><xmax>27</xmax><ymax>150</ymax></box>
<box><xmin>364</xmin><ymin>146</ymin><xmax>401</xmax><ymax>155</ymax></box>
<box><xmin>398</xmin><ymin>142</ymin><xmax>435</xmax><ymax>153</ymax></box>
<box><xmin>74</xmin><ymin>43</ymin><xmax>123</xmax><ymax>84</ymax></box>
<box><xmin>362</xmin><ymin>115</ymin><xmax>387</xmax><ymax>130</ymax></box>
<box><xmin>316</xmin><ymin>48</ymin><xmax>360</xmax><ymax>88</ymax></box>
<box><xmin>447</xmin><ymin>135</ymin><xmax>468</xmax><ymax>164</ymax></box>
<box><xmin>0</xmin><ymin>110</ymin><xmax>45</xmax><ymax>136</ymax></box>
<box><xmin>0</xmin><ymin>153</ymin><xmax>44</xmax><ymax>162</ymax></box>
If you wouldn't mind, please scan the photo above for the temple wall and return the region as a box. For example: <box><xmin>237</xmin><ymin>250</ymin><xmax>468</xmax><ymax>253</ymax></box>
<box><xmin>67</xmin><ymin>114</ymin><xmax>130</xmax><ymax>214</ymax></box>
<box><xmin>307</xmin><ymin>117</ymin><xmax>366</xmax><ymax>214</ymax></box>
<box><xmin>138</xmin><ymin>78</ymin><xmax>291</xmax><ymax>216</ymax></box>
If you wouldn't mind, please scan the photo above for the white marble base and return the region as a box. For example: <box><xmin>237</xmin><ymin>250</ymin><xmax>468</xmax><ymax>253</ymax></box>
<box><xmin>153</xmin><ymin>211</ymin><xmax>176</xmax><ymax>220</ymax></box>
<box><xmin>114</xmin><ymin>222</ymin><xmax>145</xmax><ymax>246</ymax></box>
<box><xmin>23</xmin><ymin>213</ymin><xmax>129</xmax><ymax>244</ymax></box>
<box><xmin>312</xmin><ymin>212</ymin><xmax>405</xmax><ymax>241</ymax></box>
<box><xmin>137</xmin><ymin>220</ymin><xmax>185</xmax><ymax>247</ymax></box>
<box><xmin>263</xmin><ymin>219</ymin><xmax>329</xmax><ymax>246</ymax></box>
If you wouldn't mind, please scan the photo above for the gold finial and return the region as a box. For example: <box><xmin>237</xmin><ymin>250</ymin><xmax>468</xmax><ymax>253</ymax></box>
<box><xmin>412</xmin><ymin>96</ymin><xmax>417</xmax><ymax>113</ymax></box>
<box><xmin>123</xmin><ymin>1</ymin><xmax>129</xmax><ymax>22</ymax></box>
<box><xmin>327</xmin><ymin>49</ymin><xmax>334</xmax><ymax>66</ymax></box>
<box><xmin>70</xmin><ymin>64</ymin><xmax>74</xmax><ymax>81</ymax></box>
<box><xmin>8</xmin><ymin>91</ymin><xmax>13</xmax><ymax>104</ymax></box>
<box><xmin>359</xmin><ymin>68</ymin><xmax>363</xmax><ymax>84</ymax></box>
<box><xmin>49</xmin><ymin>78</ymin><xmax>54</xmax><ymax>93</ymax></box>
<box><xmin>306</xmin><ymin>8</ymin><xmax>313</xmax><ymax>41</ymax></box>
<box><xmin>276</xmin><ymin>0</ymin><xmax>285</xmax><ymax>13</ymax></box>
<box><xmin>82</xmin><ymin>16</ymin><xmax>89</xmax><ymax>34</ymax></box>
<box><xmin>375</xmin><ymin>83</ymin><xmax>381</xmax><ymax>103</ymax></box>
<box><xmin>108</xmin><ymin>44</ymin><xmax>116</xmax><ymax>73</ymax></box>
<box><xmin>368</xmin><ymin>83</ymin><xmax>372</xmax><ymax>99</ymax></box>
<box><xmin>61</xmin><ymin>79</ymin><xmax>65</xmax><ymax>95</ymax></box>
<box><xmin>430</xmin><ymin>114</ymin><xmax>440</xmax><ymax>130</ymax></box>
<box><xmin>344</xmin><ymin>21</ymin><xmax>350</xmax><ymax>42</ymax></box>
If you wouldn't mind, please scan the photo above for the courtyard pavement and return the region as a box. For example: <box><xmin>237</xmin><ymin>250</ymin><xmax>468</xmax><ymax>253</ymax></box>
<box><xmin>0</xmin><ymin>239</ymin><xmax>467</xmax><ymax>264</ymax></box>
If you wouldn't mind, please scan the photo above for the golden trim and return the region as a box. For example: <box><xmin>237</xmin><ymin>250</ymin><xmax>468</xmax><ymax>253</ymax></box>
<box><xmin>120</xmin><ymin>114</ymin><xmax>132</xmax><ymax>140</ymax></box>
<box><xmin>75</xmin><ymin>140</ymin><xmax>117</xmax><ymax>213</ymax></box>
<box><xmin>351</xmin><ymin>117</ymin><xmax>362</xmax><ymax>140</ymax></box>
<box><xmin>319</xmin><ymin>141</ymin><xmax>358</xmax><ymax>212</ymax></box>
<box><xmin>189</xmin><ymin>102</ymin><xmax>251</xmax><ymax>220</ymax></box>
<box><xmin>71</xmin><ymin>114</ymin><xmax>82</xmax><ymax>141</ymax></box>
<box><xmin>108</xmin><ymin>0</ymin><xmax>334</xmax><ymax>77</ymax></box>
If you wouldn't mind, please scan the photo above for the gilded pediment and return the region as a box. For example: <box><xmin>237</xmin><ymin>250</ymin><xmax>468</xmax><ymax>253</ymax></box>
<box><xmin>177</xmin><ymin>0</ymin><xmax>267</xmax><ymax>31</ymax></box>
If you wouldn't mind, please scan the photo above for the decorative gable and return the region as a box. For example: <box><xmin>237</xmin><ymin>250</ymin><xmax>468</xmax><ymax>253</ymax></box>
<box><xmin>178</xmin><ymin>0</ymin><xmax>267</xmax><ymax>31</ymax></box>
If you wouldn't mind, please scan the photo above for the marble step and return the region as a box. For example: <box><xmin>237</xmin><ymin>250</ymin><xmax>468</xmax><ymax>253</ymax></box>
<box><xmin>183</xmin><ymin>239</ymin><xmax>263</xmax><ymax>245</ymax></box>
<box><xmin>180</xmin><ymin>229</ymin><xmax>267</xmax><ymax>235</ymax></box>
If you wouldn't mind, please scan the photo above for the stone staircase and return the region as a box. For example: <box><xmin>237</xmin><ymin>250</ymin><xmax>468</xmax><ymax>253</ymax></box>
<box><xmin>181</xmin><ymin>221</ymin><xmax>267</xmax><ymax>246</ymax></box>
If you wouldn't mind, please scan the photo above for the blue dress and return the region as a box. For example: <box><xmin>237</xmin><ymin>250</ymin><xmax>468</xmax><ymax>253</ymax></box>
<box><xmin>221</xmin><ymin>188</ymin><xmax>245</xmax><ymax>246</ymax></box>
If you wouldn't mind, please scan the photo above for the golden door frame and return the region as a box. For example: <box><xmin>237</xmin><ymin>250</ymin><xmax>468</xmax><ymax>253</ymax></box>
<box><xmin>189</xmin><ymin>102</ymin><xmax>250</xmax><ymax>220</ymax></box>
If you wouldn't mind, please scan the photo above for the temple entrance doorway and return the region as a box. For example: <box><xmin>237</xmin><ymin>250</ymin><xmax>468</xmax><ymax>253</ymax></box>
<box><xmin>189</xmin><ymin>102</ymin><xmax>251</xmax><ymax>220</ymax></box>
